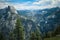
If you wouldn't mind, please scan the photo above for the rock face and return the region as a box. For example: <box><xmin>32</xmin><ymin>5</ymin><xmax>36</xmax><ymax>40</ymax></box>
<box><xmin>18</xmin><ymin>7</ymin><xmax>60</xmax><ymax>39</ymax></box>
<box><xmin>0</xmin><ymin>6</ymin><xmax>18</xmax><ymax>40</ymax></box>
<box><xmin>0</xmin><ymin>6</ymin><xmax>60</xmax><ymax>40</ymax></box>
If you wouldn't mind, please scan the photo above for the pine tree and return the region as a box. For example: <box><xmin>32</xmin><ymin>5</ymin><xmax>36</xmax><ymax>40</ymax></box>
<box><xmin>30</xmin><ymin>32</ymin><xmax>37</xmax><ymax>40</ymax></box>
<box><xmin>35</xmin><ymin>30</ymin><xmax>41</xmax><ymax>40</ymax></box>
<box><xmin>14</xmin><ymin>18</ymin><xmax>25</xmax><ymax>40</ymax></box>
<box><xmin>29</xmin><ymin>30</ymin><xmax>41</xmax><ymax>40</ymax></box>
<box><xmin>0</xmin><ymin>32</ymin><xmax>5</xmax><ymax>40</ymax></box>
<box><xmin>9</xmin><ymin>32</ymin><xmax>15</xmax><ymax>40</ymax></box>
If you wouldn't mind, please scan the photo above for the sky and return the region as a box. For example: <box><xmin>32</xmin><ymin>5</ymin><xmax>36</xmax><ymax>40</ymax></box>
<box><xmin>0</xmin><ymin>0</ymin><xmax>60</xmax><ymax>10</ymax></box>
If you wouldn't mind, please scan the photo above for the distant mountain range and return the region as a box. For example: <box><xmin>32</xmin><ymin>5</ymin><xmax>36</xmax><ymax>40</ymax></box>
<box><xmin>0</xmin><ymin>6</ymin><xmax>60</xmax><ymax>40</ymax></box>
<box><xmin>17</xmin><ymin>7</ymin><xmax>60</xmax><ymax>39</ymax></box>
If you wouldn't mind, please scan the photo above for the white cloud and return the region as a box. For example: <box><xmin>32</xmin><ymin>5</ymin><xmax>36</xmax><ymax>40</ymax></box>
<box><xmin>0</xmin><ymin>1</ymin><xmax>32</xmax><ymax>10</ymax></box>
<box><xmin>14</xmin><ymin>0</ymin><xmax>60</xmax><ymax>10</ymax></box>
<box><xmin>33</xmin><ymin>0</ymin><xmax>60</xmax><ymax>7</ymax></box>
<box><xmin>0</xmin><ymin>2</ymin><xmax>8</xmax><ymax>9</ymax></box>
<box><xmin>0</xmin><ymin>0</ymin><xmax>60</xmax><ymax>10</ymax></box>
<box><xmin>14</xmin><ymin>4</ymin><xmax>56</xmax><ymax>10</ymax></box>
<box><xmin>33</xmin><ymin>0</ymin><xmax>51</xmax><ymax>5</ymax></box>
<box><xmin>0</xmin><ymin>0</ymin><xmax>13</xmax><ymax>2</ymax></box>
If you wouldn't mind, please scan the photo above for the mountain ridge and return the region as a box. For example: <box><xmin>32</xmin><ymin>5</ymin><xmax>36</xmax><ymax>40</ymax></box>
<box><xmin>0</xmin><ymin>6</ymin><xmax>19</xmax><ymax>40</ymax></box>
<box><xmin>0</xmin><ymin>6</ymin><xmax>60</xmax><ymax>40</ymax></box>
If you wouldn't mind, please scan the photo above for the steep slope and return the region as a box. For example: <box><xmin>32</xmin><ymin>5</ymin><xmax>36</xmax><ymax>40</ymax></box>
<box><xmin>18</xmin><ymin>7</ymin><xmax>60</xmax><ymax>37</ymax></box>
<box><xmin>0</xmin><ymin>6</ymin><xmax>18</xmax><ymax>40</ymax></box>
<box><xmin>0</xmin><ymin>6</ymin><xmax>60</xmax><ymax>40</ymax></box>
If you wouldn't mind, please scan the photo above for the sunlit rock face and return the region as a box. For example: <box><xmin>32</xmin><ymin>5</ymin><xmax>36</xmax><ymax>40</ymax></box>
<box><xmin>0</xmin><ymin>6</ymin><xmax>18</xmax><ymax>40</ymax></box>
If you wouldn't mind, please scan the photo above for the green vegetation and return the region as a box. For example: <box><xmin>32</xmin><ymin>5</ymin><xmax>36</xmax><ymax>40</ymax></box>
<box><xmin>9</xmin><ymin>32</ymin><xmax>15</xmax><ymax>40</ymax></box>
<box><xmin>0</xmin><ymin>32</ymin><xmax>5</xmax><ymax>40</ymax></box>
<box><xmin>44</xmin><ymin>36</ymin><xmax>60</xmax><ymax>40</ymax></box>
<box><xmin>30</xmin><ymin>32</ymin><xmax>37</xmax><ymax>40</ymax></box>
<box><xmin>29</xmin><ymin>29</ymin><xmax>41</xmax><ymax>40</ymax></box>
<box><xmin>14</xmin><ymin>18</ymin><xmax>25</xmax><ymax>40</ymax></box>
<box><xmin>0</xmin><ymin>17</ymin><xmax>60</xmax><ymax>40</ymax></box>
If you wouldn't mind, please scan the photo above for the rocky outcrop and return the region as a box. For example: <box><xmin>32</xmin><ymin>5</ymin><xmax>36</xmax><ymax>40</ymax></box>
<box><xmin>0</xmin><ymin>6</ymin><xmax>18</xmax><ymax>40</ymax></box>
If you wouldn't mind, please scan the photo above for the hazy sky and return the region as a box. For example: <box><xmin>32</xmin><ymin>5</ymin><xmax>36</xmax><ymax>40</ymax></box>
<box><xmin>0</xmin><ymin>0</ymin><xmax>60</xmax><ymax>10</ymax></box>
